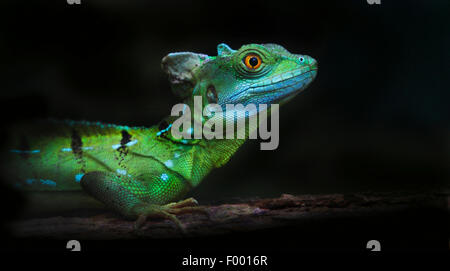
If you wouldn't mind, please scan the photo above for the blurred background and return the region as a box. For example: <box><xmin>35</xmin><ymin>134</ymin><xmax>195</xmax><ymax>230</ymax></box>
<box><xmin>0</xmin><ymin>0</ymin><xmax>448</xmax><ymax>206</ymax></box>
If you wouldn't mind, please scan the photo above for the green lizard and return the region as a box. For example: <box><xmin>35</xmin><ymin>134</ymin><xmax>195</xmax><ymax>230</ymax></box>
<box><xmin>2</xmin><ymin>43</ymin><xmax>317</xmax><ymax>230</ymax></box>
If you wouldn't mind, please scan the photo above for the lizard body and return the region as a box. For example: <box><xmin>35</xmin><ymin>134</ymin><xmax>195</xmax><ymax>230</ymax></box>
<box><xmin>2</xmin><ymin>43</ymin><xmax>317</xmax><ymax>228</ymax></box>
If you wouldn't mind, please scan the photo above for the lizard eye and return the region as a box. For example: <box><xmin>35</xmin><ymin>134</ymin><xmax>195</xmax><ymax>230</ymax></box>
<box><xmin>299</xmin><ymin>57</ymin><xmax>305</xmax><ymax>63</ymax></box>
<box><xmin>243</xmin><ymin>54</ymin><xmax>262</xmax><ymax>70</ymax></box>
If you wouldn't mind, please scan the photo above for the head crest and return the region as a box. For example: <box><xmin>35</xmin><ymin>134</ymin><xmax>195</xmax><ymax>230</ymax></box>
<box><xmin>217</xmin><ymin>43</ymin><xmax>235</xmax><ymax>56</ymax></box>
<box><xmin>161</xmin><ymin>52</ymin><xmax>209</xmax><ymax>98</ymax></box>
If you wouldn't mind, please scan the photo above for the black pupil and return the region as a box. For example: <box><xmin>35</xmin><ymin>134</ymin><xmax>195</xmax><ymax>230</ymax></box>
<box><xmin>249</xmin><ymin>56</ymin><xmax>259</xmax><ymax>67</ymax></box>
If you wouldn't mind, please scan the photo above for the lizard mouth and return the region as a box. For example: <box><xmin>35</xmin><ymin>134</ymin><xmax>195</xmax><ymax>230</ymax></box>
<box><xmin>221</xmin><ymin>68</ymin><xmax>317</xmax><ymax>106</ymax></box>
<box><xmin>249</xmin><ymin>68</ymin><xmax>317</xmax><ymax>102</ymax></box>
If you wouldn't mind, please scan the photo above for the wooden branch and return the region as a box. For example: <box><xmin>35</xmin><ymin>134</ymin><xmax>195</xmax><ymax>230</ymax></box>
<box><xmin>9</xmin><ymin>192</ymin><xmax>448</xmax><ymax>239</ymax></box>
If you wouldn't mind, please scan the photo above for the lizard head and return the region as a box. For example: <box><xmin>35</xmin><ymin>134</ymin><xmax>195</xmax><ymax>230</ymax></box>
<box><xmin>162</xmin><ymin>43</ymin><xmax>317</xmax><ymax>110</ymax></box>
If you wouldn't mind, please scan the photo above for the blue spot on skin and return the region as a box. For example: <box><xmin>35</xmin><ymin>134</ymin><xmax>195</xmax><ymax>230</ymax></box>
<box><xmin>125</xmin><ymin>139</ymin><xmax>138</xmax><ymax>147</ymax></box>
<box><xmin>82</xmin><ymin>147</ymin><xmax>94</xmax><ymax>150</ymax></box>
<box><xmin>61</xmin><ymin>148</ymin><xmax>72</xmax><ymax>152</ymax></box>
<box><xmin>75</xmin><ymin>173</ymin><xmax>84</xmax><ymax>182</ymax></box>
<box><xmin>160</xmin><ymin>173</ymin><xmax>169</xmax><ymax>181</ymax></box>
<box><xmin>112</xmin><ymin>140</ymin><xmax>138</xmax><ymax>149</ymax></box>
<box><xmin>25</xmin><ymin>178</ymin><xmax>35</xmax><ymax>185</ymax></box>
<box><xmin>174</xmin><ymin>153</ymin><xmax>181</xmax><ymax>158</ymax></box>
<box><xmin>112</xmin><ymin>144</ymin><xmax>121</xmax><ymax>150</ymax></box>
<box><xmin>116</xmin><ymin>169</ymin><xmax>127</xmax><ymax>175</ymax></box>
<box><xmin>40</xmin><ymin>179</ymin><xmax>56</xmax><ymax>186</ymax></box>
<box><xmin>116</xmin><ymin>125</ymin><xmax>130</xmax><ymax>131</ymax></box>
<box><xmin>10</xmin><ymin>149</ymin><xmax>40</xmax><ymax>154</ymax></box>
<box><xmin>164</xmin><ymin>160</ymin><xmax>174</xmax><ymax>168</ymax></box>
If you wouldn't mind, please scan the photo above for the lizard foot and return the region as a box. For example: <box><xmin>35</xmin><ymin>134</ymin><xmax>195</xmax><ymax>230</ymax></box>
<box><xmin>133</xmin><ymin>197</ymin><xmax>209</xmax><ymax>233</ymax></box>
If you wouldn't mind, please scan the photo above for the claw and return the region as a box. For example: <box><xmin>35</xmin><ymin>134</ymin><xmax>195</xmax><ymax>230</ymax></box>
<box><xmin>131</xmin><ymin>198</ymin><xmax>208</xmax><ymax>234</ymax></box>
<box><xmin>166</xmin><ymin>197</ymin><xmax>199</xmax><ymax>208</ymax></box>
<box><xmin>166</xmin><ymin>206</ymin><xmax>210</xmax><ymax>218</ymax></box>
<box><xmin>134</xmin><ymin>214</ymin><xmax>148</xmax><ymax>230</ymax></box>
<box><xmin>160</xmin><ymin>210</ymin><xmax>187</xmax><ymax>234</ymax></box>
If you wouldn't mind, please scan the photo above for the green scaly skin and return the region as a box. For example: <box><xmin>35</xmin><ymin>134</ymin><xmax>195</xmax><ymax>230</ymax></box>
<box><xmin>2</xmin><ymin>43</ymin><xmax>318</xmax><ymax>230</ymax></box>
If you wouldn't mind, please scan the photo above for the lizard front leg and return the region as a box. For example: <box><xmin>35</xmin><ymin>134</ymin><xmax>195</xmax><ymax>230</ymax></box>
<box><xmin>80</xmin><ymin>171</ymin><xmax>207</xmax><ymax>232</ymax></box>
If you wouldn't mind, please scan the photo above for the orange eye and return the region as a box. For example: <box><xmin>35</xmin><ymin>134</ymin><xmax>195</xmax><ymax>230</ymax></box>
<box><xmin>243</xmin><ymin>54</ymin><xmax>262</xmax><ymax>69</ymax></box>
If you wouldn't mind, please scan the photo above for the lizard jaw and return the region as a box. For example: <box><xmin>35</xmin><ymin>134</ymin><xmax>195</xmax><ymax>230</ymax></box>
<box><xmin>221</xmin><ymin>68</ymin><xmax>317</xmax><ymax>106</ymax></box>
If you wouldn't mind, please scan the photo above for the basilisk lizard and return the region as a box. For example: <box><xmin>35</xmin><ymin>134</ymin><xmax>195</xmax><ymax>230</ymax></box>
<box><xmin>2</xmin><ymin>43</ymin><xmax>317</xmax><ymax>230</ymax></box>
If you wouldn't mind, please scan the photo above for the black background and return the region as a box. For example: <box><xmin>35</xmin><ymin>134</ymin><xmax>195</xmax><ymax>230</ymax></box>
<box><xmin>0</xmin><ymin>0</ymin><xmax>448</xmax><ymax>252</ymax></box>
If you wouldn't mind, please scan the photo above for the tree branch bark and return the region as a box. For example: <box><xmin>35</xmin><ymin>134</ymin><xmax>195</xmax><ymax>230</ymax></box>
<box><xmin>9</xmin><ymin>191</ymin><xmax>448</xmax><ymax>239</ymax></box>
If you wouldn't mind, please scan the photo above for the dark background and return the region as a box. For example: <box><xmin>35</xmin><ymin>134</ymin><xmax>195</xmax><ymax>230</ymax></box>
<box><xmin>0</xmin><ymin>0</ymin><xmax>448</xmax><ymax>252</ymax></box>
